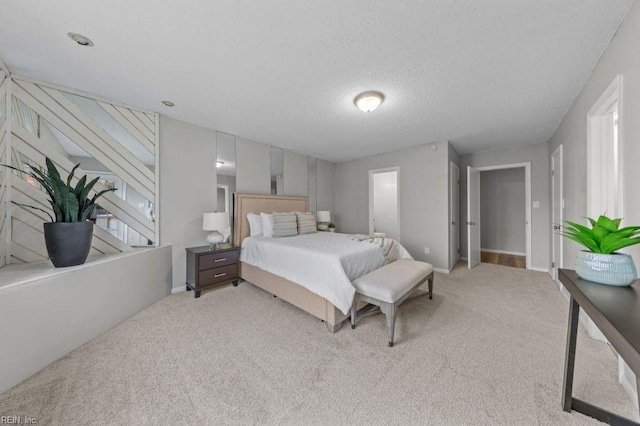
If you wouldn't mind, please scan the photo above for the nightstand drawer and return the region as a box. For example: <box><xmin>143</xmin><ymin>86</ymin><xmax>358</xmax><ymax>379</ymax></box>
<box><xmin>199</xmin><ymin>250</ymin><xmax>238</xmax><ymax>270</ymax></box>
<box><xmin>198</xmin><ymin>264</ymin><xmax>238</xmax><ymax>286</ymax></box>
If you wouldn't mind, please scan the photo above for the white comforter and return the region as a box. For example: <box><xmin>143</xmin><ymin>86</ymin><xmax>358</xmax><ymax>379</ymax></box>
<box><xmin>240</xmin><ymin>232</ymin><xmax>412</xmax><ymax>314</ymax></box>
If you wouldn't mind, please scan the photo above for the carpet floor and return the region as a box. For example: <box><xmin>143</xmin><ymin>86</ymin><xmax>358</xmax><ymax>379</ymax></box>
<box><xmin>0</xmin><ymin>263</ymin><xmax>638</xmax><ymax>425</ymax></box>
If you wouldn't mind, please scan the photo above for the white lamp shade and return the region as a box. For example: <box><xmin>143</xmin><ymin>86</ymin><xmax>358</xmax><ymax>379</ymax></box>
<box><xmin>317</xmin><ymin>211</ymin><xmax>331</xmax><ymax>222</ymax></box>
<box><xmin>203</xmin><ymin>212</ymin><xmax>229</xmax><ymax>231</ymax></box>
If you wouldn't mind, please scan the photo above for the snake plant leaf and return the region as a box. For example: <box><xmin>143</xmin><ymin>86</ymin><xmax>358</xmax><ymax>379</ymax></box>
<box><xmin>596</xmin><ymin>215</ymin><xmax>619</xmax><ymax>232</ymax></box>
<box><xmin>79</xmin><ymin>176</ymin><xmax>100</xmax><ymax>202</ymax></box>
<box><xmin>90</xmin><ymin>188</ymin><xmax>117</xmax><ymax>204</ymax></box>
<box><xmin>66</xmin><ymin>163</ymin><xmax>80</xmax><ymax>187</ymax></box>
<box><xmin>73</xmin><ymin>175</ymin><xmax>87</xmax><ymax>198</ymax></box>
<box><xmin>11</xmin><ymin>201</ymin><xmax>54</xmax><ymax>222</ymax></box>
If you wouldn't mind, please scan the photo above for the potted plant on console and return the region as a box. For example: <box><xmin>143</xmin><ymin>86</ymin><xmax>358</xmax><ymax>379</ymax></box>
<box><xmin>561</xmin><ymin>215</ymin><xmax>640</xmax><ymax>286</ymax></box>
<box><xmin>2</xmin><ymin>158</ymin><xmax>116</xmax><ymax>267</ymax></box>
<box><xmin>328</xmin><ymin>222</ymin><xmax>336</xmax><ymax>233</ymax></box>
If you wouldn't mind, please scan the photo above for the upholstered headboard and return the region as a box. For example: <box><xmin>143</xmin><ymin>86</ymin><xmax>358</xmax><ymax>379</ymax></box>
<box><xmin>233</xmin><ymin>193</ymin><xmax>308</xmax><ymax>246</ymax></box>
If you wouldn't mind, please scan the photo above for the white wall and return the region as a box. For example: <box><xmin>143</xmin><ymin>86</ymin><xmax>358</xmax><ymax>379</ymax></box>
<box><xmin>480</xmin><ymin>168</ymin><xmax>526</xmax><ymax>253</ymax></box>
<box><xmin>547</xmin><ymin>0</ymin><xmax>640</xmax><ymax>402</ymax></box>
<box><xmin>334</xmin><ymin>142</ymin><xmax>449</xmax><ymax>268</ymax></box>
<box><xmin>460</xmin><ymin>143</ymin><xmax>549</xmax><ymax>270</ymax></box>
<box><xmin>0</xmin><ymin>246</ymin><xmax>172</xmax><ymax>394</ymax></box>
<box><xmin>159</xmin><ymin>117</ymin><xmax>216</xmax><ymax>289</ymax></box>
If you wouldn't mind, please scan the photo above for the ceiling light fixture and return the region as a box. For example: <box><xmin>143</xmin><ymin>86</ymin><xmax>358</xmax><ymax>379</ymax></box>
<box><xmin>354</xmin><ymin>91</ymin><xmax>384</xmax><ymax>112</ymax></box>
<box><xmin>67</xmin><ymin>32</ymin><xmax>94</xmax><ymax>47</ymax></box>
<box><xmin>161</xmin><ymin>100</ymin><xmax>175</xmax><ymax>107</ymax></box>
<box><xmin>217</xmin><ymin>161</ymin><xmax>224</xmax><ymax>168</ymax></box>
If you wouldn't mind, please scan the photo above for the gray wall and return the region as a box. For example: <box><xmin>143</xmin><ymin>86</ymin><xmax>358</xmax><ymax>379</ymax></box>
<box><xmin>480</xmin><ymin>168</ymin><xmax>526</xmax><ymax>253</ymax></box>
<box><xmin>460</xmin><ymin>143</ymin><xmax>549</xmax><ymax>270</ymax></box>
<box><xmin>0</xmin><ymin>246</ymin><xmax>172</xmax><ymax>394</ymax></box>
<box><xmin>317</xmin><ymin>159</ymin><xmax>335</xmax><ymax>213</ymax></box>
<box><xmin>236</xmin><ymin>137</ymin><xmax>270</xmax><ymax>194</ymax></box>
<box><xmin>159</xmin><ymin>117</ymin><xmax>217</xmax><ymax>288</ymax></box>
<box><xmin>549</xmin><ymin>1</ymin><xmax>640</xmax><ymax>270</ymax></box>
<box><xmin>334</xmin><ymin>142</ymin><xmax>449</xmax><ymax>269</ymax></box>
<box><xmin>283</xmin><ymin>151</ymin><xmax>308</xmax><ymax>196</ymax></box>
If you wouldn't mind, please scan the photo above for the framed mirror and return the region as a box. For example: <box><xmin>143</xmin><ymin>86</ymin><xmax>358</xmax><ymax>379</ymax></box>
<box><xmin>216</xmin><ymin>131</ymin><xmax>236</xmax><ymax>243</ymax></box>
<box><xmin>270</xmin><ymin>146</ymin><xmax>284</xmax><ymax>195</ymax></box>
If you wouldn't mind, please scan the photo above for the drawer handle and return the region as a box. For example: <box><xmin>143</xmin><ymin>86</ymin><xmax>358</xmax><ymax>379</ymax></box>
<box><xmin>214</xmin><ymin>258</ymin><xmax>225</xmax><ymax>262</ymax></box>
<box><xmin>214</xmin><ymin>273</ymin><xmax>226</xmax><ymax>278</ymax></box>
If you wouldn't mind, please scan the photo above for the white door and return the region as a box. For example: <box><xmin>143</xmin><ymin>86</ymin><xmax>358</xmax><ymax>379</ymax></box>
<box><xmin>551</xmin><ymin>146</ymin><xmax>563</xmax><ymax>281</ymax></box>
<box><xmin>369</xmin><ymin>168</ymin><xmax>400</xmax><ymax>241</ymax></box>
<box><xmin>467</xmin><ymin>166</ymin><xmax>481</xmax><ymax>269</ymax></box>
<box><xmin>450</xmin><ymin>163</ymin><xmax>460</xmax><ymax>268</ymax></box>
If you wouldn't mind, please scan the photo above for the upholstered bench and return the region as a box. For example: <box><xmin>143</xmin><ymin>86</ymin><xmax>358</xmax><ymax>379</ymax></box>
<box><xmin>350</xmin><ymin>259</ymin><xmax>434</xmax><ymax>347</ymax></box>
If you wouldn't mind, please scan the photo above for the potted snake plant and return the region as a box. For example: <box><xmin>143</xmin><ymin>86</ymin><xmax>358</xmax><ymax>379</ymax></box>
<box><xmin>561</xmin><ymin>215</ymin><xmax>640</xmax><ymax>286</ymax></box>
<box><xmin>3</xmin><ymin>158</ymin><xmax>116</xmax><ymax>267</ymax></box>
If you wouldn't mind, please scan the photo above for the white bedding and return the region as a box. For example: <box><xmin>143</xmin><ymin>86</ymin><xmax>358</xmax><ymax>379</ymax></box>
<box><xmin>240</xmin><ymin>232</ymin><xmax>412</xmax><ymax>314</ymax></box>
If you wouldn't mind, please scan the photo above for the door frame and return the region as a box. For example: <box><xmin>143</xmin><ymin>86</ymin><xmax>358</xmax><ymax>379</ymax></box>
<box><xmin>450</xmin><ymin>162</ymin><xmax>460</xmax><ymax>269</ymax></box>
<box><xmin>551</xmin><ymin>145</ymin><xmax>563</xmax><ymax>282</ymax></box>
<box><xmin>369</xmin><ymin>167</ymin><xmax>400</xmax><ymax>240</ymax></box>
<box><xmin>473</xmin><ymin>162</ymin><xmax>532</xmax><ymax>270</ymax></box>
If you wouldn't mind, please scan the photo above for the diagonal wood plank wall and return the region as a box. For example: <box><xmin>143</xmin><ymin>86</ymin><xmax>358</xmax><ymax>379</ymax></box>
<box><xmin>4</xmin><ymin>75</ymin><xmax>159</xmax><ymax>265</ymax></box>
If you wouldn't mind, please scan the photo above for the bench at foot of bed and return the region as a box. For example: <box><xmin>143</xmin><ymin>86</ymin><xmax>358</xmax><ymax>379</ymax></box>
<box><xmin>350</xmin><ymin>259</ymin><xmax>434</xmax><ymax>347</ymax></box>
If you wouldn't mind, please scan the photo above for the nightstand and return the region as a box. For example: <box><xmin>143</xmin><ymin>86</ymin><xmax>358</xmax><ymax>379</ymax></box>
<box><xmin>185</xmin><ymin>244</ymin><xmax>240</xmax><ymax>298</ymax></box>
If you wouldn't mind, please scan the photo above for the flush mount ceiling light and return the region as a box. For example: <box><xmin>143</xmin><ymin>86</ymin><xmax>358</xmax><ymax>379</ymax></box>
<box><xmin>217</xmin><ymin>161</ymin><xmax>224</xmax><ymax>168</ymax></box>
<box><xmin>354</xmin><ymin>91</ymin><xmax>384</xmax><ymax>112</ymax></box>
<box><xmin>67</xmin><ymin>32</ymin><xmax>94</xmax><ymax>47</ymax></box>
<box><xmin>161</xmin><ymin>100</ymin><xmax>175</xmax><ymax>107</ymax></box>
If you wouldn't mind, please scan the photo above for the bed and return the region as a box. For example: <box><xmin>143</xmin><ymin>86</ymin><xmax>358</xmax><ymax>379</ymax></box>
<box><xmin>233</xmin><ymin>193</ymin><xmax>412</xmax><ymax>333</ymax></box>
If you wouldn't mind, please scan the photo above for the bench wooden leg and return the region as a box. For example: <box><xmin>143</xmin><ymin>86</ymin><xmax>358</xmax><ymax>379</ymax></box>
<box><xmin>381</xmin><ymin>302</ymin><xmax>397</xmax><ymax>347</ymax></box>
<box><xmin>350</xmin><ymin>297</ymin><xmax>358</xmax><ymax>329</ymax></box>
<box><xmin>428</xmin><ymin>275</ymin><xmax>433</xmax><ymax>299</ymax></box>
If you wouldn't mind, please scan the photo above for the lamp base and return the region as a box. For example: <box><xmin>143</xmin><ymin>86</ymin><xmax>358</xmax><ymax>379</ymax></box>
<box><xmin>206</xmin><ymin>231</ymin><xmax>224</xmax><ymax>250</ymax></box>
<box><xmin>317</xmin><ymin>223</ymin><xmax>328</xmax><ymax>231</ymax></box>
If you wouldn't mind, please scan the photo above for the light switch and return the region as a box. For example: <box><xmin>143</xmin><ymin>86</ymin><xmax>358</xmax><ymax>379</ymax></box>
<box><xmin>533</xmin><ymin>201</ymin><xmax>540</xmax><ymax>209</ymax></box>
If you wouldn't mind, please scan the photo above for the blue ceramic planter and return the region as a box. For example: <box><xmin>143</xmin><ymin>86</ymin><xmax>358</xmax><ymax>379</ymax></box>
<box><xmin>575</xmin><ymin>251</ymin><xmax>637</xmax><ymax>287</ymax></box>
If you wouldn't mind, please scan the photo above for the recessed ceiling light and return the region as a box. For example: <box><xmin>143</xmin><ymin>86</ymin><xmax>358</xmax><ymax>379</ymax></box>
<box><xmin>217</xmin><ymin>161</ymin><xmax>224</xmax><ymax>168</ymax></box>
<box><xmin>354</xmin><ymin>91</ymin><xmax>384</xmax><ymax>112</ymax></box>
<box><xmin>67</xmin><ymin>32</ymin><xmax>94</xmax><ymax>47</ymax></box>
<box><xmin>161</xmin><ymin>100</ymin><xmax>175</xmax><ymax>107</ymax></box>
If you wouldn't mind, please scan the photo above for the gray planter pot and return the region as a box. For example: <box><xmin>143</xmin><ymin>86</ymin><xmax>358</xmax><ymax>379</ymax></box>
<box><xmin>43</xmin><ymin>221</ymin><xmax>94</xmax><ymax>268</ymax></box>
<box><xmin>575</xmin><ymin>251</ymin><xmax>637</xmax><ymax>286</ymax></box>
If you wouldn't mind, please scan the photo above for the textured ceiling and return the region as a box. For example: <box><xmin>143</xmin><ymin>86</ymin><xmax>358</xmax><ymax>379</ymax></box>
<box><xmin>0</xmin><ymin>1</ymin><xmax>633</xmax><ymax>162</ymax></box>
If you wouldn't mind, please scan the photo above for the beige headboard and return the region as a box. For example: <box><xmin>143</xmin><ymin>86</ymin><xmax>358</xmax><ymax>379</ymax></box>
<box><xmin>233</xmin><ymin>193</ymin><xmax>308</xmax><ymax>246</ymax></box>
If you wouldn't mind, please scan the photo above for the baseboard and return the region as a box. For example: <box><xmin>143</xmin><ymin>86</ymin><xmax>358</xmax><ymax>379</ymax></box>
<box><xmin>171</xmin><ymin>285</ymin><xmax>187</xmax><ymax>294</ymax></box>
<box><xmin>530</xmin><ymin>267</ymin><xmax>549</xmax><ymax>273</ymax></box>
<box><xmin>434</xmin><ymin>268</ymin><xmax>450</xmax><ymax>274</ymax></box>
<box><xmin>460</xmin><ymin>257</ymin><xmax>468</xmax><ymax>261</ymax></box>
<box><xmin>481</xmin><ymin>248</ymin><xmax>526</xmax><ymax>256</ymax></box>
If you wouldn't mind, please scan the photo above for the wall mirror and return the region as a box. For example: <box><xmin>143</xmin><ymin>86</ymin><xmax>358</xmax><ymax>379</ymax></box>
<box><xmin>270</xmin><ymin>146</ymin><xmax>284</xmax><ymax>195</ymax></box>
<box><xmin>308</xmin><ymin>157</ymin><xmax>317</xmax><ymax>214</ymax></box>
<box><xmin>216</xmin><ymin>131</ymin><xmax>236</xmax><ymax>243</ymax></box>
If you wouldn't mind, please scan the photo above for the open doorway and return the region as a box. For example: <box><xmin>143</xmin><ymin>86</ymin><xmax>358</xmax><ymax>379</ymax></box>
<box><xmin>369</xmin><ymin>167</ymin><xmax>400</xmax><ymax>241</ymax></box>
<box><xmin>467</xmin><ymin>162</ymin><xmax>532</xmax><ymax>270</ymax></box>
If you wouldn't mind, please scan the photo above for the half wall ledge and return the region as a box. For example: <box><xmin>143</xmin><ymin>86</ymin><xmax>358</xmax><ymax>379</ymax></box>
<box><xmin>0</xmin><ymin>245</ymin><xmax>173</xmax><ymax>394</ymax></box>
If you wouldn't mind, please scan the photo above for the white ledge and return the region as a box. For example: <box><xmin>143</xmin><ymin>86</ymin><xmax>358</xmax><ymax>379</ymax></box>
<box><xmin>0</xmin><ymin>247</ymin><xmax>164</xmax><ymax>291</ymax></box>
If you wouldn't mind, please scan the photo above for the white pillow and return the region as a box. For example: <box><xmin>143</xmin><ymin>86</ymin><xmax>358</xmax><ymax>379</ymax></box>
<box><xmin>261</xmin><ymin>213</ymin><xmax>275</xmax><ymax>237</ymax></box>
<box><xmin>247</xmin><ymin>213</ymin><xmax>263</xmax><ymax>237</ymax></box>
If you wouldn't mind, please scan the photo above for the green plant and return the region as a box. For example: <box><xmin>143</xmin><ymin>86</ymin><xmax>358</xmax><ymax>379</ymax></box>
<box><xmin>328</xmin><ymin>222</ymin><xmax>336</xmax><ymax>229</ymax></box>
<box><xmin>2</xmin><ymin>158</ymin><xmax>116</xmax><ymax>223</ymax></box>
<box><xmin>561</xmin><ymin>215</ymin><xmax>640</xmax><ymax>254</ymax></box>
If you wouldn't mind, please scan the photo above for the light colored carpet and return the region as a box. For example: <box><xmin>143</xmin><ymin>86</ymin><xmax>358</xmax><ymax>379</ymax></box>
<box><xmin>1</xmin><ymin>263</ymin><xmax>638</xmax><ymax>425</ymax></box>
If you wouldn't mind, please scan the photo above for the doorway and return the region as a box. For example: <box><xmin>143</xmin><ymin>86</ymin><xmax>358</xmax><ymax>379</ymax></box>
<box><xmin>551</xmin><ymin>145</ymin><xmax>563</xmax><ymax>282</ymax></box>
<box><xmin>450</xmin><ymin>163</ymin><xmax>460</xmax><ymax>269</ymax></box>
<box><xmin>369</xmin><ymin>167</ymin><xmax>400</xmax><ymax>241</ymax></box>
<box><xmin>467</xmin><ymin>162</ymin><xmax>532</xmax><ymax>270</ymax></box>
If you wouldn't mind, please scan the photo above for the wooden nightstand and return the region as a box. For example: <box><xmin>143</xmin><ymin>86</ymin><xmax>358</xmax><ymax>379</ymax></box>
<box><xmin>185</xmin><ymin>244</ymin><xmax>240</xmax><ymax>298</ymax></box>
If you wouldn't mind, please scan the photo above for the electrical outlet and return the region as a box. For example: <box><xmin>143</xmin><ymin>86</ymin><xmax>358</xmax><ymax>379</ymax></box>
<box><xmin>533</xmin><ymin>201</ymin><xmax>540</xmax><ymax>209</ymax></box>
<box><xmin>424</xmin><ymin>247</ymin><xmax>430</xmax><ymax>254</ymax></box>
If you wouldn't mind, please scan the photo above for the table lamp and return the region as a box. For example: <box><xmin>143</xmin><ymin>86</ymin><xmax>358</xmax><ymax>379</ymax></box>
<box><xmin>203</xmin><ymin>212</ymin><xmax>229</xmax><ymax>249</ymax></box>
<box><xmin>317</xmin><ymin>211</ymin><xmax>331</xmax><ymax>231</ymax></box>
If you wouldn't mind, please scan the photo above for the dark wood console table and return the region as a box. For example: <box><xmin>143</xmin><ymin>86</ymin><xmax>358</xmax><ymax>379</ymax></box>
<box><xmin>559</xmin><ymin>269</ymin><xmax>640</xmax><ymax>425</ymax></box>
